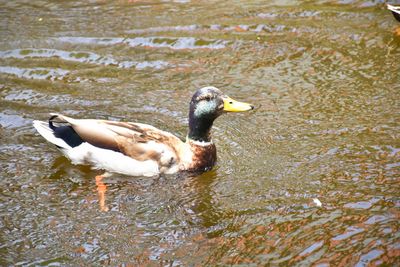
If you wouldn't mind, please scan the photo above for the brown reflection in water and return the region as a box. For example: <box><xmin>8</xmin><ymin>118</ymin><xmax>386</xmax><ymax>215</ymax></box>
<box><xmin>47</xmin><ymin>156</ymin><xmax>110</xmax><ymax>211</ymax></box>
<box><xmin>72</xmin><ymin>150</ymin><xmax>399</xmax><ymax>265</ymax></box>
<box><xmin>95</xmin><ymin>174</ymin><xmax>109</xmax><ymax>212</ymax></box>
<box><xmin>166</xmin><ymin>198</ymin><xmax>399</xmax><ymax>266</ymax></box>
<box><xmin>181</xmin><ymin>169</ymin><xmax>224</xmax><ymax>229</ymax></box>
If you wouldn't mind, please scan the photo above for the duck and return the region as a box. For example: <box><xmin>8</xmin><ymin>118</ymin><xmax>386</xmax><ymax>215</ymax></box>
<box><xmin>388</xmin><ymin>4</ymin><xmax>400</xmax><ymax>22</ymax></box>
<box><xmin>33</xmin><ymin>86</ymin><xmax>254</xmax><ymax>177</ymax></box>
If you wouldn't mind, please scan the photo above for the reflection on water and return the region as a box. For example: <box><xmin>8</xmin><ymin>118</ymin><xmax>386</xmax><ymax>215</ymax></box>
<box><xmin>57</xmin><ymin>36</ymin><xmax>229</xmax><ymax>50</ymax></box>
<box><xmin>0</xmin><ymin>0</ymin><xmax>399</xmax><ymax>265</ymax></box>
<box><xmin>0</xmin><ymin>66</ymin><xmax>70</xmax><ymax>80</ymax></box>
<box><xmin>0</xmin><ymin>49</ymin><xmax>171</xmax><ymax>70</ymax></box>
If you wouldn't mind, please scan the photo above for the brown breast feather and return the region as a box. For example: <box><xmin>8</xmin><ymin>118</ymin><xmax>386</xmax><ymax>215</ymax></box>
<box><xmin>187</xmin><ymin>142</ymin><xmax>217</xmax><ymax>172</ymax></box>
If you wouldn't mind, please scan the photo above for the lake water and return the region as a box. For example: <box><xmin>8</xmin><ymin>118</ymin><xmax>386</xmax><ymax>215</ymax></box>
<box><xmin>0</xmin><ymin>0</ymin><xmax>399</xmax><ymax>265</ymax></box>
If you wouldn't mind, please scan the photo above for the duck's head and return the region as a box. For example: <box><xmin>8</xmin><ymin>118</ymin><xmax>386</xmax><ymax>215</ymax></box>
<box><xmin>188</xmin><ymin>86</ymin><xmax>254</xmax><ymax>142</ymax></box>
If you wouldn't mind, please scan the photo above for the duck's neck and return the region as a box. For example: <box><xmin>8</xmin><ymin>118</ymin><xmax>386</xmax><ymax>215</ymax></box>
<box><xmin>188</xmin><ymin>114</ymin><xmax>214</xmax><ymax>143</ymax></box>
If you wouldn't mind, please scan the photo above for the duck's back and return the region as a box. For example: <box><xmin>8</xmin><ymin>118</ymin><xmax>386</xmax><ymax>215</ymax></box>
<box><xmin>33</xmin><ymin>114</ymin><xmax>187</xmax><ymax>176</ymax></box>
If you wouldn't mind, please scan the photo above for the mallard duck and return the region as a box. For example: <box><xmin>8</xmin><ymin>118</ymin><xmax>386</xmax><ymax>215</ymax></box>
<box><xmin>388</xmin><ymin>4</ymin><xmax>400</xmax><ymax>22</ymax></box>
<box><xmin>33</xmin><ymin>86</ymin><xmax>254</xmax><ymax>177</ymax></box>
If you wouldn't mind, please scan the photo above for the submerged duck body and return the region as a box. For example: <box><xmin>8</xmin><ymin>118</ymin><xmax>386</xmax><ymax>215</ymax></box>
<box><xmin>33</xmin><ymin>87</ymin><xmax>253</xmax><ymax>176</ymax></box>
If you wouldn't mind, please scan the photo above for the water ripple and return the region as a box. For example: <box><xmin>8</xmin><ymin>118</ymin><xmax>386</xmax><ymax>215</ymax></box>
<box><xmin>298</xmin><ymin>240</ymin><xmax>324</xmax><ymax>257</ymax></box>
<box><xmin>355</xmin><ymin>249</ymin><xmax>384</xmax><ymax>267</ymax></box>
<box><xmin>0</xmin><ymin>49</ymin><xmax>171</xmax><ymax>70</ymax></box>
<box><xmin>0</xmin><ymin>112</ymin><xmax>29</xmax><ymax>129</ymax></box>
<box><xmin>56</xmin><ymin>36</ymin><xmax>229</xmax><ymax>50</ymax></box>
<box><xmin>332</xmin><ymin>226</ymin><xmax>364</xmax><ymax>241</ymax></box>
<box><xmin>257</xmin><ymin>10</ymin><xmax>375</xmax><ymax>20</ymax></box>
<box><xmin>344</xmin><ymin>198</ymin><xmax>380</xmax><ymax>210</ymax></box>
<box><xmin>2</xmin><ymin>88</ymin><xmax>109</xmax><ymax>107</ymax></box>
<box><xmin>126</xmin><ymin>24</ymin><xmax>288</xmax><ymax>34</ymax></box>
<box><xmin>0</xmin><ymin>66</ymin><xmax>69</xmax><ymax>81</ymax></box>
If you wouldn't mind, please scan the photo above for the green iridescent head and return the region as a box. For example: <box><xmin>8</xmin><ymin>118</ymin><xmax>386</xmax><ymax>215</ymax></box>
<box><xmin>188</xmin><ymin>86</ymin><xmax>254</xmax><ymax>142</ymax></box>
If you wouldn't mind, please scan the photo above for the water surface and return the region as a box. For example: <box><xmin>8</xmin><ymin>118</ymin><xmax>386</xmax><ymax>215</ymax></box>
<box><xmin>1</xmin><ymin>0</ymin><xmax>399</xmax><ymax>265</ymax></box>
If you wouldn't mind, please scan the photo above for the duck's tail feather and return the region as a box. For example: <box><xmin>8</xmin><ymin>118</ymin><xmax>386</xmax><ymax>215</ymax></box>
<box><xmin>388</xmin><ymin>4</ymin><xmax>400</xmax><ymax>13</ymax></box>
<box><xmin>33</xmin><ymin>120</ymin><xmax>72</xmax><ymax>149</ymax></box>
<box><xmin>388</xmin><ymin>4</ymin><xmax>400</xmax><ymax>22</ymax></box>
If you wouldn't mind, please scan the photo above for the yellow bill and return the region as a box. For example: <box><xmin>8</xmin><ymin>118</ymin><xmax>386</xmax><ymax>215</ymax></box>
<box><xmin>223</xmin><ymin>96</ymin><xmax>254</xmax><ymax>112</ymax></box>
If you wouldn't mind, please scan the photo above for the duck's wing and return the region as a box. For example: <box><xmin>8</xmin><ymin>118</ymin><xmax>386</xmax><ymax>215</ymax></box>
<box><xmin>49</xmin><ymin>113</ymin><xmax>185</xmax><ymax>165</ymax></box>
